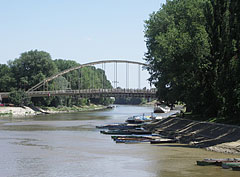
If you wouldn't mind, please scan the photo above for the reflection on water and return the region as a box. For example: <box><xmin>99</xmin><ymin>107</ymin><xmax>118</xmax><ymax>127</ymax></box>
<box><xmin>0</xmin><ymin>105</ymin><xmax>239</xmax><ymax>177</ymax></box>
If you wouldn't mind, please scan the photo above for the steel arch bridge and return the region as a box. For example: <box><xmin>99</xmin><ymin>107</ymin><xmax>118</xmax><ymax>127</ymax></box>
<box><xmin>27</xmin><ymin>60</ymin><xmax>148</xmax><ymax>92</ymax></box>
<box><xmin>0</xmin><ymin>60</ymin><xmax>156</xmax><ymax>99</ymax></box>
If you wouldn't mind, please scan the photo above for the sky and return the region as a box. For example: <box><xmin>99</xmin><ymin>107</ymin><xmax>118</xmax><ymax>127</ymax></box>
<box><xmin>0</xmin><ymin>0</ymin><xmax>166</xmax><ymax>89</ymax></box>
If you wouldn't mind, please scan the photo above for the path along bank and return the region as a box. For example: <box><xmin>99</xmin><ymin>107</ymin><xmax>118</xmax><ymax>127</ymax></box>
<box><xmin>144</xmin><ymin>117</ymin><xmax>240</xmax><ymax>154</ymax></box>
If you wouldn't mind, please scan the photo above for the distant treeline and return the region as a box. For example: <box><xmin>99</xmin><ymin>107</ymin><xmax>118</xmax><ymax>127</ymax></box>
<box><xmin>0</xmin><ymin>50</ymin><xmax>113</xmax><ymax>106</ymax></box>
<box><xmin>114</xmin><ymin>97</ymin><xmax>147</xmax><ymax>105</ymax></box>
<box><xmin>144</xmin><ymin>0</ymin><xmax>240</xmax><ymax>123</ymax></box>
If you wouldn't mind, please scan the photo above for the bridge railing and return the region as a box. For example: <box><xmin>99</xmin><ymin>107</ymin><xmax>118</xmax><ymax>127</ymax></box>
<box><xmin>27</xmin><ymin>88</ymin><xmax>156</xmax><ymax>94</ymax></box>
<box><xmin>1</xmin><ymin>88</ymin><xmax>156</xmax><ymax>98</ymax></box>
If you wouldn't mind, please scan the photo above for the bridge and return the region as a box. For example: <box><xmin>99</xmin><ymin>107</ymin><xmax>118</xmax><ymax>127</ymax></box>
<box><xmin>0</xmin><ymin>60</ymin><xmax>156</xmax><ymax>99</ymax></box>
<box><xmin>1</xmin><ymin>89</ymin><xmax>156</xmax><ymax>99</ymax></box>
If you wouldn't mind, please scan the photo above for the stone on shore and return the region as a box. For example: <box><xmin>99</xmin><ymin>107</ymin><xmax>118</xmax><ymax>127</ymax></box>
<box><xmin>145</xmin><ymin>117</ymin><xmax>240</xmax><ymax>154</ymax></box>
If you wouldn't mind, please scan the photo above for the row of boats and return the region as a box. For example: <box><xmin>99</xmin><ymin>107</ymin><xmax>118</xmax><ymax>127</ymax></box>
<box><xmin>96</xmin><ymin>114</ymin><xmax>177</xmax><ymax>144</ymax></box>
<box><xmin>197</xmin><ymin>158</ymin><xmax>240</xmax><ymax>171</ymax></box>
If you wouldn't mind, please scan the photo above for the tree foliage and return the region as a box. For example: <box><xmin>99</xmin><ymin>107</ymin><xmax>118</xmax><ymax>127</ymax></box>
<box><xmin>145</xmin><ymin>0</ymin><xmax>210</xmax><ymax>113</ymax></box>
<box><xmin>9</xmin><ymin>50</ymin><xmax>58</xmax><ymax>90</ymax></box>
<box><xmin>0</xmin><ymin>64</ymin><xmax>15</xmax><ymax>92</ymax></box>
<box><xmin>8</xmin><ymin>90</ymin><xmax>31</xmax><ymax>106</ymax></box>
<box><xmin>144</xmin><ymin>0</ymin><xmax>240</xmax><ymax>122</ymax></box>
<box><xmin>0</xmin><ymin>51</ymin><xmax>113</xmax><ymax>106</ymax></box>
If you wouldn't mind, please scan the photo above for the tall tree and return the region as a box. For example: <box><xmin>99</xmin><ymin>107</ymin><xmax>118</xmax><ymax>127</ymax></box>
<box><xmin>144</xmin><ymin>0</ymin><xmax>211</xmax><ymax>115</ymax></box>
<box><xmin>204</xmin><ymin>0</ymin><xmax>240</xmax><ymax>120</ymax></box>
<box><xmin>9</xmin><ymin>50</ymin><xmax>58</xmax><ymax>90</ymax></box>
<box><xmin>0</xmin><ymin>64</ymin><xmax>15</xmax><ymax>92</ymax></box>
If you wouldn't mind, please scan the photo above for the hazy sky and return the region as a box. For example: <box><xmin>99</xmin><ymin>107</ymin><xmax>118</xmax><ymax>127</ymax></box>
<box><xmin>0</xmin><ymin>0</ymin><xmax>166</xmax><ymax>88</ymax></box>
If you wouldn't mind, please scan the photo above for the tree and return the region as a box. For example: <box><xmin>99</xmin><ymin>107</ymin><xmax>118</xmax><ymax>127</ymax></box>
<box><xmin>0</xmin><ymin>64</ymin><xmax>15</xmax><ymax>92</ymax></box>
<box><xmin>204</xmin><ymin>0</ymin><xmax>240</xmax><ymax>120</ymax></box>
<box><xmin>8</xmin><ymin>90</ymin><xmax>31</xmax><ymax>106</ymax></box>
<box><xmin>144</xmin><ymin>0</ymin><xmax>211</xmax><ymax>115</ymax></box>
<box><xmin>9</xmin><ymin>50</ymin><xmax>58</xmax><ymax>90</ymax></box>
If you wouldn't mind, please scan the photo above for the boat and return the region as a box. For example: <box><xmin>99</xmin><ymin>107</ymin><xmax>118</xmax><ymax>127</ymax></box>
<box><xmin>106</xmin><ymin>105</ymin><xmax>115</xmax><ymax>109</ymax></box>
<box><xmin>197</xmin><ymin>158</ymin><xmax>240</xmax><ymax>166</ymax></box>
<box><xmin>222</xmin><ymin>162</ymin><xmax>240</xmax><ymax>169</ymax></box>
<box><xmin>100</xmin><ymin>129</ymin><xmax>152</xmax><ymax>135</ymax></box>
<box><xmin>111</xmin><ymin>135</ymin><xmax>161</xmax><ymax>140</ymax></box>
<box><xmin>126</xmin><ymin>115</ymin><xmax>152</xmax><ymax>124</ymax></box>
<box><xmin>154</xmin><ymin>103</ymin><xmax>170</xmax><ymax>113</ymax></box>
<box><xmin>96</xmin><ymin>123</ymin><xmax>141</xmax><ymax>130</ymax></box>
<box><xmin>232</xmin><ymin>166</ymin><xmax>240</xmax><ymax>171</ymax></box>
<box><xmin>150</xmin><ymin>138</ymin><xmax>177</xmax><ymax>144</ymax></box>
<box><xmin>196</xmin><ymin>160</ymin><xmax>217</xmax><ymax>166</ymax></box>
<box><xmin>114</xmin><ymin>137</ymin><xmax>152</xmax><ymax>143</ymax></box>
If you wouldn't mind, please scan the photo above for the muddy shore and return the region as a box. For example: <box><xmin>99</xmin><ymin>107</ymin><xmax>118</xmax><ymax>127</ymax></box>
<box><xmin>145</xmin><ymin>117</ymin><xmax>240</xmax><ymax>154</ymax></box>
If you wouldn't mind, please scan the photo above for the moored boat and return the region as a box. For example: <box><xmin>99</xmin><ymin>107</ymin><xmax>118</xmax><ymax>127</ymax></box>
<box><xmin>150</xmin><ymin>138</ymin><xmax>177</xmax><ymax>144</ymax></box>
<box><xmin>96</xmin><ymin>123</ymin><xmax>141</xmax><ymax>130</ymax></box>
<box><xmin>100</xmin><ymin>129</ymin><xmax>152</xmax><ymax>135</ymax></box>
<box><xmin>222</xmin><ymin>162</ymin><xmax>240</xmax><ymax>169</ymax></box>
<box><xmin>197</xmin><ymin>158</ymin><xmax>240</xmax><ymax>166</ymax></box>
<box><xmin>154</xmin><ymin>103</ymin><xmax>170</xmax><ymax>113</ymax></box>
<box><xmin>196</xmin><ymin>160</ymin><xmax>217</xmax><ymax>166</ymax></box>
<box><xmin>232</xmin><ymin>166</ymin><xmax>240</xmax><ymax>171</ymax></box>
<box><xmin>126</xmin><ymin>115</ymin><xmax>152</xmax><ymax>124</ymax></box>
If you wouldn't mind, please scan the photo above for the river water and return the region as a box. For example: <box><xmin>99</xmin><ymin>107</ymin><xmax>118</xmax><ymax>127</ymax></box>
<box><xmin>0</xmin><ymin>105</ymin><xmax>239</xmax><ymax>177</ymax></box>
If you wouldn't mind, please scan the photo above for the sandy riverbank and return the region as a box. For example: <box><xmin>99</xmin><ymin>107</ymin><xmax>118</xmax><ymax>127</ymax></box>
<box><xmin>145</xmin><ymin>117</ymin><xmax>240</xmax><ymax>154</ymax></box>
<box><xmin>0</xmin><ymin>106</ymin><xmax>36</xmax><ymax>117</ymax></box>
<box><xmin>0</xmin><ymin>104</ymin><xmax>108</xmax><ymax>117</ymax></box>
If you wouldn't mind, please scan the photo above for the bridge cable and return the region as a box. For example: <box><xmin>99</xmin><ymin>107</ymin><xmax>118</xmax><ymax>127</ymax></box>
<box><xmin>102</xmin><ymin>63</ymin><xmax>105</xmax><ymax>89</ymax></box>
<box><xmin>138</xmin><ymin>64</ymin><xmax>141</xmax><ymax>89</ymax></box>
<box><xmin>126</xmin><ymin>63</ymin><xmax>129</xmax><ymax>89</ymax></box>
<box><xmin>113</xmin><ymin>62</ymin><xmax>116</xmax><ymax>88</ymax></box>
<box><xmin>116</xmin><ymin>62</ymin><xmax>118</xmax><ymax>88</ymax></box>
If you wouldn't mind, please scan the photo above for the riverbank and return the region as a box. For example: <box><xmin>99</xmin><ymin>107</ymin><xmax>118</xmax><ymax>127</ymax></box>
<box><xmin>0</xmin><ymin>104</ymin><xmax>108</xmax><ymax>117</ymax></box>
<box><xmin>145</xmin><ymin>117</ymin><xmax>240</xmax><ymax>154</ymax></box>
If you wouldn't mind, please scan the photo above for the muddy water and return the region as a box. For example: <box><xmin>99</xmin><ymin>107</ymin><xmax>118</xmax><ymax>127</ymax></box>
<box><xmin>0</xmin><ymin>105</ymin><xmax>239</xmax><ymax>177</ymax></box>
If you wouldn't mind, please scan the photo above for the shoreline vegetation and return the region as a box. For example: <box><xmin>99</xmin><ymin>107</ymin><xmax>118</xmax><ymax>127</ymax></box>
<box><xmin>0</xmin><ymin>104</ymin><xmax>107</xmax><ymax>118</ymax></box>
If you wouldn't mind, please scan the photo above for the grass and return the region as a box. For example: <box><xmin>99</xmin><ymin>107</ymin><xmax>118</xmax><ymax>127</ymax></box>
<box><xmin>0</xmin><ymin>112</ymin><xmax>13</xmax><ymax>116</ymax></box>
<box><xmin>42</xmin><ymin>104</ymin><xmax>105</xmax><ymax>112</ymax></box>
<box><xmin>183</xmin><ymin>112</ymin><xmax>240</xmax><ymax>126</ymax></box>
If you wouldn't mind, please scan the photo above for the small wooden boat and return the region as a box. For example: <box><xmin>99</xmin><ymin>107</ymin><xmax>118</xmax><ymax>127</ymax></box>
<box><xmin>150</xmin><ymin>138</ymin><xmax>177</xmax><ymax>144</ymax></box>
<box><xmin>115</xmin><ymin>138</ymin><xmax>151</xmax><ymax>143</ymax></box>
<box><xmin>197</xmin><ymin>158</ymin><xmax>240</xmax><ymax>166</ymax></box>
<box><xmin>106</xmin><ymin>105</ymin><xmax>115</xmax><ymax>109</ymax></box>
<box><xmin>100</xmin><ymin>130</ymin><xmax>152</xmax><ymax>135</ymax></box>
<box><xmin>111</xmin><ymin>135</ymin><xmax>161</xmax><ymax>140</ymax></box>
<box><xmin>222</xmin><ymin>162</ymin><xmax>240</xmax><ymax>169</ymax></box>
<box><xmin>154</xmin><ymin>103</ymin><xmax>170</xmax><ymax>113</ymax></box>
<box><xmin>96</xmin><ymin>123</ymin><xmax>141</xmax><ymax>129</ymax></box>
<box><xmin>232</xmin><ymin>166</ymin><xmax>240</xmax><ymax>171</ymax></box>
<box><xmin>196</xmin><ymin>160</ymin><xmax>217</xmax><ymax>166</ymax></box>
<box><xmin>126</xmin><ymin>115</ymin><xmax>152</xmax><ymax>124</ymax></box>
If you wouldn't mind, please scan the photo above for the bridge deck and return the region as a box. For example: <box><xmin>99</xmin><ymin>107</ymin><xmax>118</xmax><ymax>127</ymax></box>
<box><xmin>0</xmin><ymin>89</ymin><xmax>156</xmax><ymax>99</ymax></box>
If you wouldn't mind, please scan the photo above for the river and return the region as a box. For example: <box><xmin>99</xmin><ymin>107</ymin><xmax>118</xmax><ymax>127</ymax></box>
<box><xmin>0</xmin><ymin>105</ymin><xmax>239</xmax><ymax>177</ymax></box>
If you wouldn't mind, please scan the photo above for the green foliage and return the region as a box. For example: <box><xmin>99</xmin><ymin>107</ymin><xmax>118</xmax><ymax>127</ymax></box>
<box><xmin>204</xmin><ymin>0</ymin><xmax>240</xmax><ymax>120</ymax></box>
<box><xmin>9</xmin><ymin>50</ymin><xmax>58</xmax><ymax>90</ymax></box>
<box><xmin>0</xmin><ymin>51</ymin><xmax>113</xmax><ymax>107</ymax></box>
<box><xmin>145</xmin><ymin>0</ymin><xmax>210</xmax><ymax>112</ymax></box>
<box><xmin>144</xmin><ymin>0</ymin><xmax>240</xmax><ymax>123</ymax></box>
<box><xmin>114</xmin><ymin>97</ymin><xmax>146</xmax><ymax>105</ymax></box>
<box><xmin>90</xmin><ymin>97</ymin><xmax>114</xmax><ymax>106</ymax></box>
<box><xmin>8</xmin><ymin>90</ymin><xmax>32</xmax><ymax>106</ymax></box>
<box><xmin>0</xmin><ymin>64</ymin><xmax>15</xmax><ymax>92</ymax></box>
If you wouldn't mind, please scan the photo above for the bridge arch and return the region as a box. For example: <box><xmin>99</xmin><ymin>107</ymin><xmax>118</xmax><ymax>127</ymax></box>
<box><xmin>27</xmin><ymin>60</ymin><xmax>148</xmax><ymax>92</ymax></box>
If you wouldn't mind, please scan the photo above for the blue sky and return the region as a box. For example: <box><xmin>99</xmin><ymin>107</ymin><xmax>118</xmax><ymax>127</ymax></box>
<box><xmin>0</xmin><ymin>0</ymin><xmax>165</xmax><ymax>88</ymax></box>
